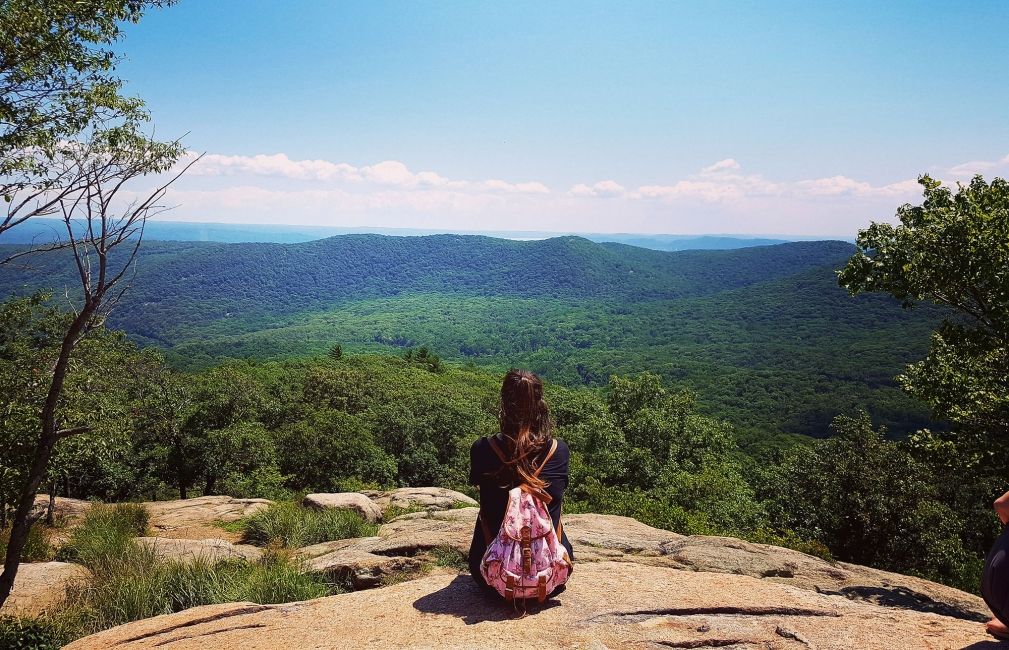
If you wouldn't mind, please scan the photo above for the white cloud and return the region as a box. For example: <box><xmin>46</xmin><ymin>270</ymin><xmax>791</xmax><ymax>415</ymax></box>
<box><xmin>480</xmin><ymin>179</ymin><xmax>550</xmax><ymax>194</ymax></box>
<box><xmin>186</xmin><ymin>152</ymin><xmax>547</xmax><ymax>194</ymax></box>
<box><xmin>152</xmin><ymin>151</ymin><xmax>1009</xmax><ymax>236</ymax></box>
<box><xmin>568</xmin><ymin>180</ymin><xmax>626</xmax><ymax>198</ymax></box>
<box><xmin>947</xmin><ymin>154</ymin><xmax>1009</xmax><ymax>179</ymax></box>
<box><xmin>701</xmin><ymin>158</ymin><xmax>741</xmax><ymax>174</ymax></box>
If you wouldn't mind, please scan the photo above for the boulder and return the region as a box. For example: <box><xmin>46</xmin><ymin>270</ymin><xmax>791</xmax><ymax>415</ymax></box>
<box><xmin>0</xmin><ymin>561</ymin><xmax>90</xmax><ymax>617</ymax></box>
<box><xmin>145</xmin><ymin>496</ymin><xmax>273</xmax><ymax>532</ymax></box>
<box><xmin>292</xmin><ymin>510</ymin><xmax>478</xmax><ymax>587</ymax></box>
<box><xmin>64</xmin><ymin>561</ymin><xmax>995</xmax><ymax>649</ymax></box>
<box><xmin>302</xmin><ymin>493</ymin><xmax>383</xmax><ymax>523</ymax></box>
<box><xmin>135</xmin><ymin>537</ymin><xmax>264</xmax><ymax>564</ymax></box>
<box><xmin>30</xmin><ymin>495</ymin><xmax>92</xmax><ymax>523</ymax></box>
<box><xmin>297</xmin><ymin>537</ymin><xmax>422</xmax><ymax>589</ymax></box>
<box><xmin>564</xmin><ymin>513</ymin><xmax>683</xmax><ymax>558</ymax></box>
<box><xmin>370</xmin><ymin>507</ymin><xmax>477</xmax><ymax>555</ymax></box>
<box><xmin>365</xmin><ymin>487</ymin><xmax>477</xmax><ymax>513</ymax></box>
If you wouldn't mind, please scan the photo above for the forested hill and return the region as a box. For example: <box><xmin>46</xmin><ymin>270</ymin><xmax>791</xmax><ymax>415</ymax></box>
<box><xmin>0</xmin><ymin>235</ymin><xmax>854</xmax><ymax>337</ymax></box>
<box><xmin>0</xmin><ymin>235</ymin><xmax>941</xmax><ymax>442</ymax></box>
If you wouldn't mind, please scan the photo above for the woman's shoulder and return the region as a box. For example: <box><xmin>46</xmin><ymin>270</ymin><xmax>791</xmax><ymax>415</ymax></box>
<box><xmin>548</xmin><ymin>437</ymin><xmax>569</xmax><ymax>453</ymax></box>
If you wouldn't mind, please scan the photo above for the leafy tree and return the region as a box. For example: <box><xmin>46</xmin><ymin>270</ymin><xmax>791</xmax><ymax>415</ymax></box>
<box><xmin>765</xmin><ymin>412</ymin><xmax>976</xmax><ymax>589</ymax></box>
<box><xmin>1</xmin><ymin>0</ymin><xmax>179</xmax><ymax>239</ymax></box>
<box><xmin>328</xmin><ymin>343</ymin><xmax>343</xmax><ymax>360</ymax></box>
<box><xmin>276</xmin><ymin>410</ymin><xmax>396</xmax><ymax>491</ymax></box>
<box><xmin>0</xmin><ymin>0</ymin><xmax>192</xmax><ymax>609</ymax></box>
<box><xmin>403</xmin><ymin>346</ymin><xmax>444</xmax><ymax>373</ymax></box>
<box><xmin>128</xmin><ymin>350</ymin><xmax>194</xmax><ymax>499</ymax></box>
<box><xmin>838</xmin><ymin>175</ymin><xmax>1009</xmax><ymax>436</ymax></box>
<box><xmin>202</xmin><ymin>421</ymin><xmax>283</xmax><ymax>498</ymax></box>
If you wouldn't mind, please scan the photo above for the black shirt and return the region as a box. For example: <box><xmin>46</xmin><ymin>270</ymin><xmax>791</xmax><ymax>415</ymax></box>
<box><xmin>467</xmin><ymin>435</ymin><xmax>574</xmax><ymax>585</ymax></box>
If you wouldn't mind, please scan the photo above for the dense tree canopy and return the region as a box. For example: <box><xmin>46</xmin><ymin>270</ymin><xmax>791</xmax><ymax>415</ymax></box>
<box><xmin>839</xmin><ymin>175</ymin><xmax>1009</xmax><ymax>437</ymax></box>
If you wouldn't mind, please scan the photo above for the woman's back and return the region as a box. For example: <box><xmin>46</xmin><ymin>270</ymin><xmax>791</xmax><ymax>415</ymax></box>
<box><xmin>467</xmin><ymin>369</ymin><xmax>575</xmax><ymax>594</ymax></box>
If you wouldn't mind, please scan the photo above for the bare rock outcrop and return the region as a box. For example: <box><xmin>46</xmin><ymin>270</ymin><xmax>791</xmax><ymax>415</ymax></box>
<box><xmin>0</xmin><ymin>561</ymin><xmax>90</xmax><ymax>617</ymax></box>
<box><xmin>65</xmin><ymin>561</ymin><xmax>995</xmax><ymax>649</ymax></box>
<box><xmin>302</xmin><ymin>492</ymin><xmax>383</xmax><ymax>522</ymax></box>
<box><xmin>294</xmin><ymin>508</ymin><xmax>477</xmax><ymax>586</ymax></box>
<box><xmin>657</xmin><ymin>535</ymin><xmax>991</xmax><ymax>622</ymax></box>
<box><xmin>135</xmin><ymin>537</ymin><xmax>264</xmax><ymax>564</ymax></box>
<box><xmin>30</xmin><ymin>495</ymin><xmax>92</xmax><ymax>523</ymax></box>
<box><xmin>365</xmin><ymin>487</ymin><xmax>477</xmax><ymax>512</ymax></box>
<box><xmin>297</xmin><ymin>537</ymin><xmax>422</xmax><ymax>588</ymax></box>
<box><xmin>285</xmin><ymin>509</ymin><xmax>991</xmax><ymax>625</ymax></box>
<box><xmin>145</xmin><ymin>496</ymin><xmax>273</xmax><ymax>532</ymax></box>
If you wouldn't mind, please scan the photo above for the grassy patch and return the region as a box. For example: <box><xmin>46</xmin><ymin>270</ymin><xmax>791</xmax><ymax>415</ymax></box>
<box><xmin>55</xmin><ymin>543</ymin><xmax>338</xmax><ymax>640</ymax></box>
<box><xmin>235</xmin><ymin>552</ymin><xmax>332</xmax><ymax>603</ymax></box>
<box><xmin>57</xmin><ymin>503</ymin><xmax>150</xmax><ymax>572</ymax></box>
<box><xmin>0</xmin><ymin>522</ymin><xmax>57</xmax><ymax>563</ymax></box>
<box><xmin>243</xmin><ymin>502</ymin><xmax>378</xmax><ymax>549</ymax></box>
<box><xmin>430</xmin><ymin>546</ymin><xmax>468</xmax><ymax>570</ymax></box>
<box><xmin>212</xmin><ymin>519</ymin><xmax>247</xmax><ymax>534</ymax></box>
<box><xmin>382</xmin><ymin>504</ymin><xmax>425</xmax><ymax>521</ymax></box>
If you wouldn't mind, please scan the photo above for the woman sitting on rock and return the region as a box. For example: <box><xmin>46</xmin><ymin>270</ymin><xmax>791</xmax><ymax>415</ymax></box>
<box><xmin>983</xmin><ymin>490</ymin><xmax>1009</xmax><ymax>639</ymax></box>
<box><xmin>468</xmin><ymin>369</ymin><xmax>574</xmax><ymax>598</ymax></box>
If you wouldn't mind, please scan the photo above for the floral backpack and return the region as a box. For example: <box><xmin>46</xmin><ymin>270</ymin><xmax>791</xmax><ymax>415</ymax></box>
<box><xmin>479</xmin><ymin>438</ymin><xmax>572</xmax><ymax>606</ymax></box>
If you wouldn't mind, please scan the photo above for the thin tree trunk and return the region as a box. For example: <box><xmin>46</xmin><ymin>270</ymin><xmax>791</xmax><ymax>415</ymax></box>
<box><xmin>0</xmin><ymin>305</ymin><xmax>91</xmax><ymax>608</ymax></box>
<box><xmin>45</xmin><ymin>486</ymin><xmax>55</xmax><ymax>526</ymax></box>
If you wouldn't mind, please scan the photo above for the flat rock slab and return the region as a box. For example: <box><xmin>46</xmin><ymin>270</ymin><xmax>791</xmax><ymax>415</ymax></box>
<box><xmin>365</xmin><ymin>487</ymin><xmax>477</xmax><ymax>512</ymax></box>
<box><xmin>373</xmin><ymin>507</ymin><xmax>478</xmax><ymax>555</ymax></box>
<box><xmin>0</xmin><ymin>561</ymin><xmax>90</xmax><ymax>617</ymax></box>
<box><xmin>296</xmin><ymin>545</ymin><xmax>419</xmax><ymax>593</ymax></box>
<box><xmin>136</xmin><ymin>537</ymin><xmax>263</xmax><ymax>564</ymax></box>
<box><xmin>146</xmin><ymin>496</ymin><xmax>273</xmax><ymax>532</ymax></box>
<box><xmin>660</xmin><ymin>535</ymin><xmax>990</xmax><ymax>622</ymax></box>
<box><xmin>564</xmin><ymin>513</ymin><xmax>684</xmax><ymax>556</ymax></box>
<box><xmin>65</xmin><ymin>561</ymin><xmax>994</xmax><ymax>649</ymax></box>
<box><xmin>302</xmin><ymin>493</ymin><xmax>383</xmax><ymax>522</ymax></box>
<box><xmin>31</xmin><ymin>495</ymin><xmax>92</xmax><ymax>523</ymax></box>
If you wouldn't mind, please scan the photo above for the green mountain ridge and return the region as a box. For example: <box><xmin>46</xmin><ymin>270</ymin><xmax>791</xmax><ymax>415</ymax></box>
<box><xmin>0</xmin><ymin>235</ymin><xmax>940</xmax><ymax>443</ymax></box>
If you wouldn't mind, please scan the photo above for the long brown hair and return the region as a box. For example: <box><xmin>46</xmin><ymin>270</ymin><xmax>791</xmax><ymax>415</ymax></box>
<box><xmin>496</xmin><ymin>369</ymin><xmax>553</xmax><ymax>500</ymax></box>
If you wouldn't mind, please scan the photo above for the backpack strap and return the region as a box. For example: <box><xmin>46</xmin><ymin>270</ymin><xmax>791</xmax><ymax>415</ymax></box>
<box><xmin>487</xmin><ymin>436</ymin><xmax>508</xmax><ymax>463</ymax></box>
<box><xmin>478</xmin><ymin>513</ymin><xmax>493</xmax><ymax>545</ymax></box>
<box><xmin>533</xmin><ymin>439</ymin><xmax>559</xmax><ymax>478</ymax></box>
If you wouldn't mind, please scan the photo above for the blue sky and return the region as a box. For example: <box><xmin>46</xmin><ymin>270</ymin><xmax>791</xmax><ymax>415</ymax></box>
<box><xmin>116</xmin><ymin>1</ymin><xmax>1009</xmax><ymax>235</ymax></box>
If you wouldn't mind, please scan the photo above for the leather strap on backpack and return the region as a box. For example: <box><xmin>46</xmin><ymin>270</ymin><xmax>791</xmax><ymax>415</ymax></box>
<box><xmin>533</xmin><ymin>439</ymin><xmax>559</xmax><ymax>478</ymax></box>
<box><xmin>478</xmin><ymin>513</ymin><xmax>493</xmax><ymax>545</ymax></box>
<box><xmin>487</xmin><ymin>435</ymin><xmax>508</xmax><ymax>463</ymax></box>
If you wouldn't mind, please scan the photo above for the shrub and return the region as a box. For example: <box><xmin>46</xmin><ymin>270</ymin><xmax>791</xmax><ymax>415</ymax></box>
<box><xmin>242</xmin><ymin>503</ymin><xmax>377</xmax><ymax>548</ymax></box>
<box><xmin>0</xmin><ymin>616</ymin><xmax>67</xmax><ymax>650</ymax></box>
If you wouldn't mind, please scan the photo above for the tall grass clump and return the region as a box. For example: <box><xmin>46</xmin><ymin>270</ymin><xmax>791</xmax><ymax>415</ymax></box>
<box><xmin>58</xmin><ymin>503</ymin><xmax>149</xmax><ymax>572</ymax></box>
<box><xmin>243</xmin><ymin>502</ymin><xmax>377</xmax><ymax>548</ymax></box>
<box><xmin>233</xmin><ymin>552</ymin><xmax>332</xmax><ymax>603</ymax></box>
<box><xmin>0</xmin><ymin>522</ymin><xmax>56</xmax><ymax>562</ymax></box>
<box><xmin>62</xmin><ymin>551</ymin><xmax>334</xmax><ymax>637</ymax></box>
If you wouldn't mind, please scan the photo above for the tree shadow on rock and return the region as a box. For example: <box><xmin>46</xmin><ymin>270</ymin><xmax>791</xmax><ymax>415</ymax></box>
<box><xmin>412</xmin><ymin>575</ymin><xmax>562</xmax><ymax>625</ymax></box>
<box><xmin>825</xmin><ymin>585</ymin><xmax>988</xmax><ymax>622</ymax></box>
